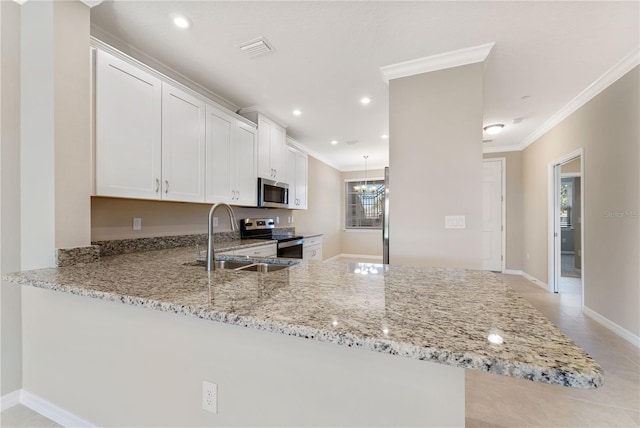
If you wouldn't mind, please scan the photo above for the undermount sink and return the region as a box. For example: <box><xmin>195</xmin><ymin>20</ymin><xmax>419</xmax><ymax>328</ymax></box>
<box><xmin>239</xmin><ymin>263</ymin><xmax>289</xmax><ymax>273</ymax></box>
<box><xmin>213</xmin><ymin>260</ymin><xmax>254</xmax><ymax>270</ymax></box>
<box><xmin>185</xmin><ymin>259</ymin><xmax>290</xmax><ymax>273</ymax></box>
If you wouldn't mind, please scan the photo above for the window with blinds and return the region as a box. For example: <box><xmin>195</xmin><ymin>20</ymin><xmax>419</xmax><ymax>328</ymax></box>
<box><xmin>345</xmin><ymin>179</ymin><xmax>385</xmax><ymax>229</ymax></box>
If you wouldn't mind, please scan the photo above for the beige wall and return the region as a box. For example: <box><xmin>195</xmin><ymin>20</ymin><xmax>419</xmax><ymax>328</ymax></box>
<box><xmin>483</xmin><ymin>152</ymin><xmax>524</xmax><ymax>271</ymax></box>
<box><xmin>53</xmin><ymin>1</ymin><xmax>91</xmax><ymax>250</ymax></box>
<box><xmin>294</xmin><ymin>156</ymin><xmax>342</xmax><ymax>260</ymax></box>
<box><xmin>91</xmin><ymin>197</ymin><xmax>293</xmax><ymax>241</ymax></box>
<box><xmin>522</xmin><ymin>67</ymin><xmax>639</xmax><ymax>337</ymax></box>
<box><xmin>389</xmin><ymin>63</ymin><xmax>484</xmax><ymax>268</ymax></box>
<box><xmin>0</xmin><ymin>0</ymin><xmax>23</xmax><ymax>396</ymax></box>
<box><xmin>340</xmin><ymin>168</ymin><xmax>384</xmax><ymax>257</ymax></box>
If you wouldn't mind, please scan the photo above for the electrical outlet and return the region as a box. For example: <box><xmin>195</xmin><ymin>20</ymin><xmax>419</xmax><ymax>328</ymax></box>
<box><xmin>133</xmin><ymin>218</ymin><xmax>142</xmax><ymax>231</ymax></box>
<box><xmin>291</xmin><ymin>216</ymin><xmax>294</xmax><ymax>224</ymax></box>
<box><xmin>212</xmin><ymin>217</ymin><xmax>219</xmax><ymax>227</ymax></box>
<box><xmin>202</xmin><ymin>381</ymin><xmax>217</xmax><ymax>414</ymax></box>
<box><xmin>276</xmin><ymin>216</ymin><xmax>280</xmax><ymax>224</ymax></box>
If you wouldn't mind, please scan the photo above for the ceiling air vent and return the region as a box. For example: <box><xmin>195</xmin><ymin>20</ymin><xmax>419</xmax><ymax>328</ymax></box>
<box><xmin>239</xmin><ymin>37</ymin><xmax>274</xmax><ymax>58</ymax></box>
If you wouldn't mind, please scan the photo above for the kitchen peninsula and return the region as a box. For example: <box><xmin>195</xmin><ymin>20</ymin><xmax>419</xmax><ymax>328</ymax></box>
<box><xmin>4</xmin><ymin>246</ymin><xmax>602</xmax><ymax>427</ymax></box>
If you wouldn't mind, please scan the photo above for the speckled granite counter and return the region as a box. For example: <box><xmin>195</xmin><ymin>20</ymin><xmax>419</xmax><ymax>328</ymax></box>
<box><xmin>4</xmin><ymin>247</ymin><xmax>603</xmax><ymax>389</ymax></box>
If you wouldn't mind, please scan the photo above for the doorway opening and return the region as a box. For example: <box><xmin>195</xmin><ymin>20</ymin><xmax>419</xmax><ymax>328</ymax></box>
<box><xmin>548</xmin><ymin>149</ymin><xmax>584</xmax><ymax>305</ymax></box>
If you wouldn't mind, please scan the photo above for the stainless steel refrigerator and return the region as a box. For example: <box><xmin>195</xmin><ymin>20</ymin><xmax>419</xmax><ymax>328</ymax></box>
<box><xmin>383</xmin><ymin>167</ymin><xmax>390</xmax><ymax>264</ymax></box>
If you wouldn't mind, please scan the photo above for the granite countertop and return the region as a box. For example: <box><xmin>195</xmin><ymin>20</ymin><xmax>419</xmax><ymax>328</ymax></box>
<box><xmin>3</xmin><ymin>247</ymin><xmax>603</xmax><ymax>389</ymax></box>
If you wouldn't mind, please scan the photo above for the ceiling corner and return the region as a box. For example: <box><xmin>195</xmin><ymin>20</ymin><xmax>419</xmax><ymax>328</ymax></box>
<box><xmin>80</xmin><ymin>0</ymin><xmax>103</xmax><ymax>8</ymax></box>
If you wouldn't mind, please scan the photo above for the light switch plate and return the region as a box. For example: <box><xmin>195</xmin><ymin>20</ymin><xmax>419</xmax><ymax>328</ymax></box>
<box><xmin>445</xmin><ymin>215</ymin><xmax>465</xmax><ymax>229</ymax></box>
<box><xmin>133</xmin><ymin>217</ymin><xmax>142</xmax><ymax>231</ymax></box>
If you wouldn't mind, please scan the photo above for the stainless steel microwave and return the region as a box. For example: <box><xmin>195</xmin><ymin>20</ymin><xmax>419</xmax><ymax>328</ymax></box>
<box><xmin>257</xmin><ymin>178</ymin><xmax>289</xmax><ymax>208</ymax></box>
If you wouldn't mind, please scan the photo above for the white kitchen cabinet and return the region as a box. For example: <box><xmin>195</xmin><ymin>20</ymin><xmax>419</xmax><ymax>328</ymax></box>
<box><xmin>303</xmin><ymin>235</ymin><xmax>323</xmax><ymax>261</ymax></box>
<box><xmin>233</xmin><ymin>242</ymin><xmax>277</xmax><ymax>258</ymax></box>
<box><xmin>95</xmin><ymin>49</ymin><xmax>162</xmax><ymax>199</ymax></box>
<box><xmin>234</xmin><ymin>122</ymin><xmax>258</xmax><ymax>206</ymax></box>
<box><xmin>239</xmin><ymin>109</ymin><xmax>287</xmax><ymax>182</ymax></box>
<box><xmin>96</xmin><ymin>49</ymin><xmax>206</xmax><ymax>202</ymax></box>
<box><xmin>257</xmin><ymin>115</ymin><xmax>286</xmax><ymax>181</ymax></box>
<box><xmin>286</xmin><ymin>144</ymin><xmax>308</xmax><ymax>210</ymax></box>
<box><xmin>205</xmin><ymin>104</ymin><xmax>257</xmax><ymax>206</ymax></box>
<box><xmin>161</xmin><ymin>83</ymin><xmax>206</xmax><ymax>202</ymax></box>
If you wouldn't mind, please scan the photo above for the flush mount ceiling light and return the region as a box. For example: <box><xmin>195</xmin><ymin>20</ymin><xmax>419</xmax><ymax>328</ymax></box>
<box><xmin>292</xmin><ymin>109</ymin><xmax>302</xmax><ymax>117</ymax></box>
<box><xmin>360</xmin><ymin>96</ymin><xmax>371</xmax><ymax>105</ymax></box>
<box><xmin>483</xmin><ymin>124</ymin><xmax>504</xmax><ymax>135</ymax></box>
<box><xmin>172</xmin><ymin>15</ymin><xmax>192</xmax><ymax>29</ymax></box>
<box><xmin>330</xmin><ymin>140</ymin><xmax>338</xmax><ymax>145</ymax></box>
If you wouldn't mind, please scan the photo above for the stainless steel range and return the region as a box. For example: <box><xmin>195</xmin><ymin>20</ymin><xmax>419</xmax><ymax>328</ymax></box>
<box><xmin>240</xmin><ymin>218</ymin><xmax>304</xmax><ymax>259</ymax></box>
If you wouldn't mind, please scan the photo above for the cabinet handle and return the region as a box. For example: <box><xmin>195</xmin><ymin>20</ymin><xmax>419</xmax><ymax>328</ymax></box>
<box><xmin>236</xmin><ymin>190</ymin><xmax>240</xmax><ymax>200</ymax></box>
<box><xmin>155</xmin><ymin>178</ymin><xmax>160</xmax><ymax>193</ymax></box>
<box><xmin>165</xmin><ymin>180</ymin><xmax>169</xmax><ymax>194</ymax></box>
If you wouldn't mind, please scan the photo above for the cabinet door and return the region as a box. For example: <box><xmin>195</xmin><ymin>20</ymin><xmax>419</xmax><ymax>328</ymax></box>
<box><xmin>205</xmin><ymin>104</ymin><xmax>233</xmax><ymax>203</ymax></box>
<box><xmin>162</xmin><ymin>83</ymin><xmax>206</xmax><ymax>202</ymax></box>
<box><xmin>295</xmin><ymin>151</ymin><xmax>308</xmax><ymax>209</ymax></box>
<box><xmin>234</xmin><ymin>122</ymin><xmax>258</xmax><ymax>206</ymax></box>
<box><xmin>270</xmin><ymin>124</ymin><xmax>287</xmax><ymax>182</ymax></box>
<box><xmin>286</xmin><ymin>147</ymin><xmax>297</xmax><ymax>209</ymax></box>
<box><xmin>257</xmin><ymin>116</ymin><xmax>273</xmax><ymax>179</ymax></box>
<box><xmin>95</xmin><ymin>49</ymin><xmax>162</xmax><ymax>199</ymax></box>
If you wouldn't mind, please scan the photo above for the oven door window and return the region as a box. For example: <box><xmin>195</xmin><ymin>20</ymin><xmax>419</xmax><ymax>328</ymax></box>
<box><xmin>278</xmin><ymin>241</ymin><xmax>303</xmax><ymax>259</ymax></box>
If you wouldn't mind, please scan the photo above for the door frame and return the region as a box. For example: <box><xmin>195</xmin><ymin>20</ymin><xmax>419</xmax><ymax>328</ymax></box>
<box><xmin>483</xmin><ymin>158</ymin><xmax>506</xmax><ymax>272</ymax></box>
<box><xmin>547</xmin><ymin>148</ymin><xmax>584</xmax><ymax>300</ymax></box>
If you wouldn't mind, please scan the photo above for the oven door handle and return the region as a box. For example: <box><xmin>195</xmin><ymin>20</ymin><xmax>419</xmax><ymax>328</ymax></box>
<box><xmin>278</xmin><ymin>239</ymin><xmax>304</xmax><ymax>249</ymax></box>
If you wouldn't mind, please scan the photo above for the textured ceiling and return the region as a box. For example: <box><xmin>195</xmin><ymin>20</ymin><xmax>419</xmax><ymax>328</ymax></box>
<box><xmin>91</xmin><ymin>1</ymin><xmax>639</xmax><ymax>171</ymax></box>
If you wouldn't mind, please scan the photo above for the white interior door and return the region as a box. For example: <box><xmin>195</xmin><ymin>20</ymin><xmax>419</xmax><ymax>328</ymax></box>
<box><xmin>482</xmin><ymin>159</ymin><xmax>503</xmax><ymax>271</ymax></box>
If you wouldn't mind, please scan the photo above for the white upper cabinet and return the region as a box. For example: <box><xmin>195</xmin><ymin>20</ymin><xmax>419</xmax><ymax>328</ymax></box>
<box><xmin>95</xmin><ymin>49</ymin><xmax>162</xmax><ymax>199</ymax></box>
<box><xmin>205</xmin><ymin>104</ymin><xmax>234</xmax><ymax>203</ymax></box>
<box><xmin>286</xmin><ymin>144</ymin><xmax>308</xmax><ymax>210</ymax></box>
<box><xmin>234</xmin><ymin>122</ymin><xmax>258</xmax><ymax>206</ymax></box>
<box><xmin>251</xmin><ymin>113</ymin><xmax>286</xmax><ymax>182</ymax></box>
<box><xmin>205</xmin><ymin>104</ymin><xmax>257</xmax><ymax>206</ymax></box>
<box><xmin>161</xmin><ymin>83</ymin><xmax>206</xmax><ymax>202</ymax></box>
<box><xmin>95</xmin><ymin>46</ymin><xmax>263</xmax><ymax>206</ymax></box>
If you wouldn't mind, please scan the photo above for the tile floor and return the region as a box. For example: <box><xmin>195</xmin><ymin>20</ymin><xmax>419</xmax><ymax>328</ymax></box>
<box><xmin>0</xmin><ymin>404</ymin><xmax>61</xmax><ymax>428</ymax></box>
<box><xmin>2</xmin><ymin>269</ymin><xmax>638</xmax><ymax>427</ymax></box>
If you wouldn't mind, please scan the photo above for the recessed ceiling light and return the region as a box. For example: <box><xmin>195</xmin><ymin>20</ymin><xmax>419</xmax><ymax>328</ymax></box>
<box><xmin>292</xmin><ymin>109</ymin><xmax>302</xmax><ymax>117</ymax></box>
<box><xmin>330</xmin><ymin>140</ymin><xmax>338</xmax><ymax>145</ymax></box>
<box><xmin>483</xmin><ymin>124</ymin><xmax>504</xmax><ymax>135</ymax></box>
<box><xmin>381</xmin><ymin>134</ymin><xmax>389</xmax><ymax>139</ymax></box>
<box><xmin>360</xmin><ymin>96</ymin><xmax>371</xmax><ymax>105</ymax></box>
<box><xmin>173</xmin><ymin>15</ymin><xmax>192</xmax><ymax>29</ymax></box>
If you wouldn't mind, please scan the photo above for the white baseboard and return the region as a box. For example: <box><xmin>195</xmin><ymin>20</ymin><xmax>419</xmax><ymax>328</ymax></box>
<box><xmin>583</xmin><ymin>306</ymin><xmax>640</xmax><ymax>349</ymax></box>
<box><xmin>2</xmin><ymin>389</ymin><xmax>96</xmax><ymax>428</ymax></box>
<box><xmin>502</xmin><ymin>269</ymin><xmax>522</xmax><ymax>275</ymax></box>
<box><xmin>324</xmin><ymin>253</ymin><xmax>383</xmax><ymax>262</ymax></box>
<box><xmin>521</xmin><ymin>271</ymin><xmax>550</xmax><ymax>291</ymax></box>
<box><xmin>0</xmin><ymin>390</ymin><xmax>21</xmax><ymax>411</ymax></box>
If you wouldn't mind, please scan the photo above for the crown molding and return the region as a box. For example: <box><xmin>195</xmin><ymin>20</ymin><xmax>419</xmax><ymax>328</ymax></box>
<box><xmin>13</xmin><ymin>0</ymin><xmax>103</xmax><ymax>6</ymax></box>
<box><xmin>380</xmin><ymin>42</ymin><xmax>495</xmax><ymax>84</ymax></box>
<box><xmin>80</xmin><ymin>0</ymin><xmax>103</xmax><ymax>7</ymax></box>
<box><xmin>285</xmin><ymin>137</ymin><xmax>342</xmax><ymax>171</ymax></box>
<box><xmin>482</xmin><ymin>143</ymin><xmax>525</xmax><ymax>154</ymax></box>
<box><xmin>520</xmin><ymin>47</ymin><xmax>640</xmax><ymax>150</ymax></box>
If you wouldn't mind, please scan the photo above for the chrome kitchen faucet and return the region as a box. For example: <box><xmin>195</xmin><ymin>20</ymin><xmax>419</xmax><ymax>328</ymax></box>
<box><xmin>207</xmin><ymin>202</ymin><xmax>238</xmax><ymax>271</ymax></box>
